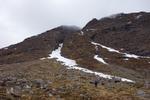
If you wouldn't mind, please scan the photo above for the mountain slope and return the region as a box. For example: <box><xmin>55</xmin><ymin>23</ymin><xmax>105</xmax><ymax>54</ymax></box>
<box><xmin>83</xmin><ymin>12</ymin><xmax>150</xmax><ymax>56</ymax></box>
<box><xmin>0</xmin><ymin>12</ymin><xmax>150</xmax><ymax>100</ymax></box>
<box><xmin>0</xmin><ymin>26</ymin><xmax>80</xmax><ymax>64</ymax></box>
<box><xmin>61</xmin><ymin>12</ymin><xmax>150</xmax><ymax>75</ymax></box>
<box><xmin>0</xmin><ymin>12</ymin><xmax>150</xmax><ymax>79</ymax></box>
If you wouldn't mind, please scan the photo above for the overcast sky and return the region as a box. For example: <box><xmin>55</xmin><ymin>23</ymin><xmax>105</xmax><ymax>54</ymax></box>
<box><xmin>0</xmin><ymin>0</ymin><xmax>150</xmax><ymax>48</ymax></box>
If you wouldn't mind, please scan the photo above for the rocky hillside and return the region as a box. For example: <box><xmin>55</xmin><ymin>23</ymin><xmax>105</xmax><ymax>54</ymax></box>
<box><xmin>0</xmin><ymin>26</ymin><xmax>80</xmax><ymax>64</ymax></box>
<box><xmin>0</xmin><ymin>11</ymin><xmax>150</xmax><ymax>77</ymax></box>
<box><xmin>0</xmin><ymin>12</ymin><xmax>150</xmax><ymax>100</ymax></box>
<box><xmin>62</xmin><ymin>12</ymin><xmax>150</xmax><ymax>75</ymax></box>
<box><xmin>1</xmin><ymin>12</ymin><xmax>150</xmax><ymax>64</ymax></box>
<box><xmin>83</xmin><ymin>12</ymin><xmax>150</xmax><ymax>56</ymax></box>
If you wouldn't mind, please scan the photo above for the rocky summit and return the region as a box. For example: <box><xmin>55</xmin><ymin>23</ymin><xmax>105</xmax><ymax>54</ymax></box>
<box><xmin>0</xmin><ymin>12</ymin><xmax>150</xmax><ymax>100</ymax></box>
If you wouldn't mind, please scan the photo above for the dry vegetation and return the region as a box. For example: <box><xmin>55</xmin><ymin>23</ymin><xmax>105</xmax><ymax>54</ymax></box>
<box><xmin>0</xmin><ymin>59</ymin><xmax>150</xmax><ymax>100</ymax></box>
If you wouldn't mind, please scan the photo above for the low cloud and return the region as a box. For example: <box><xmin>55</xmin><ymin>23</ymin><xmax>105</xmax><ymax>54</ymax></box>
<box><xmin>0</xmin><ymin>0</ymin><xmax>150</xmax><ymax>48</ymax></box>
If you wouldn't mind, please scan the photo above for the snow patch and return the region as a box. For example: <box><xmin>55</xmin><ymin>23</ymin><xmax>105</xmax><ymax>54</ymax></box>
<box><xmin>91</xmin><ymin>42</ymin><xmax>120</xmax><ymax>53</ymax></box>
<box><xmin>67</xmin><ymin>66</ymin><xmax>134</xmax><ymax>83</ymax></box>
<box><xmin>25</xmin><ymin>85</ymin><xmax>31</xmax><ymax>89</ymax></box>
<box><xmin>49</xmin><ymin>43</ymin><xmax>135</xmax><ymax>83</ymax></box>
<box><xmin>124</xmin><ymin>53</ymin><xmax>139</xmax><ymax>59</ymax></box>
<box><xmin>136</xmin><ymin>15</ymin><xmax>142</xmax><ymax>19</ymax></box>
<box><xmin>40</xmin><ymin>58</ymin><xmax>46</xmax><ymax>60</ymax></box>
<box><xmin>49</xmin><ymin>44</ymin><xmax>78</xmax><ymax>67</ymax></box>
<box><xmin>80</xmin><ymin>31</ymin><xmax>84</xmax><ymax>35</ymax></box>
<box><xmin>94</xmin><ymin>55</ymin><xmax>108</xmax><ymax>65</ymax></box>
<box><xmin>91</xmin><ymin>42</ymin><xmax>150</xmax><ymax>59</ymax></box>
<box><xmin>124</xmin><ymin>58</ymin><xmax>129</xmax><ymax>61</ymax></box>
<box><xmin>95</xmin><ymin>45</ymin><xmax>98</xmax><ymax>51</ymax></box>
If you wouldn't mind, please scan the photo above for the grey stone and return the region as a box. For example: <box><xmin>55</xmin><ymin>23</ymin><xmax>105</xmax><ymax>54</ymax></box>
<box><xmin>33</xmin><ymin>79</ymin><xmax>47</xmax><ymax>89</ymax></box>
<box><xmin>9</xmin><ymin>86</ymin><xmax>22</xmax><ymax>97</ymax></box>
<box><xmin>137</xmin><ymin>90</ymin><xmax>145</xmax><ymax>97</ymax></box>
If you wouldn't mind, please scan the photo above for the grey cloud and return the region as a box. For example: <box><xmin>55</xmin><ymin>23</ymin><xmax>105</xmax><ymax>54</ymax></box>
<box><xmin>0</xmin><ymin>0</ymin><xmax>150</xmax><ymax>48</ymax></box>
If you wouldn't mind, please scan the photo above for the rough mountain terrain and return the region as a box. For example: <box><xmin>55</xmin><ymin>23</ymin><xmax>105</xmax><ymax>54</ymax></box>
<box><xmin>0</xmin><ymin>12</ymin><xmax>150</xmax><ymax>100</ymax></box>
<box><xmin>0</xmin><ymin>25</ymin><xmax>80</xmax><ymax>64</ymax></box>
<box><xmin>82</xmin><ymin>12</ymin><xmax>150</xmax><ymax>56</ymax></box>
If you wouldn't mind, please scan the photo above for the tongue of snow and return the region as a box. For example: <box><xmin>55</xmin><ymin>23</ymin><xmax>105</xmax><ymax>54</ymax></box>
<box><xmin>94</xmin><ymin>55</ymin><xmax>108</xmax><ymax>65</ymax></box>
<box><xmin>49</xmin><ymin>44</ymin><xmax>77</xmax><ymax>67</ymax></box>
<box><xmin>91</xmin><ymin>42</ymin><xmax>150</xmax><ymax>59</ymax></box>
<box><xmin>49</xmin><ymin>43</ymin><xmax>135</xmax><ymax>83</ymax></box>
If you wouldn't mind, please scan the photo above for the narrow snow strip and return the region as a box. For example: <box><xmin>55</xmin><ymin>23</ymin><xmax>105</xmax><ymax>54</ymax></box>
<box><xmin>40</xmin><ymin>58</ymin><xmax>46</xmax><ymax>60</ymax></box>
<box><xmin>94</xmin><ymin>55</ymin><xmax>108</xmax><ymax>65</ymax></box>
<box><xmin>67</xmin><ymin>66</ymin><xmax>134</xmax><ymax>83</ymax></box>
<box><xmin>49</xmin><ymin>43</ymin><xmax>135</xmax><ymax>83</ymax></box>
<box><xmin>49</xmin><ymin>44</ymin><xmax>77</xmax><ymax>67</ymax></box>
<box><xmin>124</xmin><ymin>53</ymin><xmax>139</xmax><ymax>59</ymax></box>
<box><xmin>80</xmin><ymin>31</ymin><xmax>84</xmax><ymax>35</ymax></box>
<box><xmin>124</xmin><ymin>58</ymin><xmax>129</xmax><ymax>61</ymax></box>
<box><xmin>136</xmin><ymin>15</ymin><xmax>142</xmax><ymax>19</ymax></box>
<box><xmin>91</xmin><ymin>42</ymin><xmax>150</xmax><ymax>59</ymax></box>
<box><xmin>91</xmin><ymin>42</ymin><xmax>120</xmax><ymax>53</ymax></box>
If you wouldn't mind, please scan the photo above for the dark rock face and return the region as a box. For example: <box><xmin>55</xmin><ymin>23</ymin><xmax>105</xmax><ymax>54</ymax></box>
<box><xmin>0</xmin><ymin>26</ymin><xmax>80</xmax><ymax>64</ymax></box>
<box><xmin>83</xmin><ymin>12</ymin><xmax>150</xmax><ymax>56</ymax></box>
